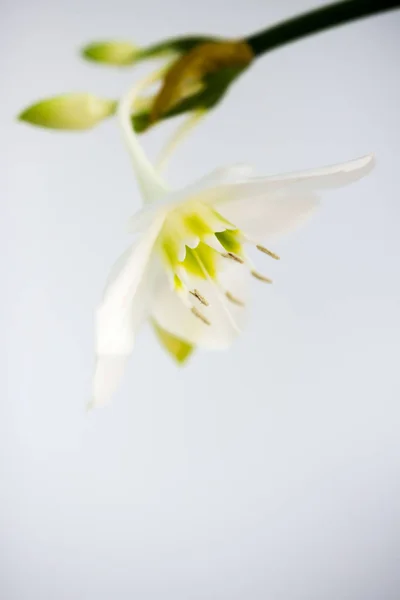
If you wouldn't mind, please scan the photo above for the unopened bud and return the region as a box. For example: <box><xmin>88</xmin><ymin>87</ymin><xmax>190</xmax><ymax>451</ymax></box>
<box><xmin>82</xmin><ymin>41</ymin><xmax>140</xmax><ymax>66</ymax></box>
<box><xmin>18</xmin><ymin>94</ymin><xmax>116</xmax><ymax>130</ymax></box>
<box><xmin>150</xmin><ymin>40</ymin><xmax>254</xmax><ymax>124</ymax></box>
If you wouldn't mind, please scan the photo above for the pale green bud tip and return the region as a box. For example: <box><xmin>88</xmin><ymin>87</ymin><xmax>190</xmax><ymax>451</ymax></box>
<box><xmin>18</xmin><ymin>94</ymin><xmax>117</xmax><ymax>130</ymax></box>
<box><xmin>82</xmin><ymin>41</ymin><xmax>140</xmax><ymax>65</ymax></box>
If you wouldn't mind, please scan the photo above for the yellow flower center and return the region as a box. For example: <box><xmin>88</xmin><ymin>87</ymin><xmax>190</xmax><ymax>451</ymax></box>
<box><xmin>156</xmin><ymin>200</ymin><xmax>244</xmax><ymax>286</ymax></box>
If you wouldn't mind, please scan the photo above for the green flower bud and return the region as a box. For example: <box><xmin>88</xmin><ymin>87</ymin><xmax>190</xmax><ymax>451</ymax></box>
<box><xmin>82</xmin><ymin>41</ymin><xmax>140</xmax><ymax>66</ymax></box>
<box><xmin>18</xmin><ymin>94</ymin><xmax>117</xmax><ymax>130</ymax></box>
<box><xmin>129</xmin><ymin>40</ymin><xmax>253</xmax><ymax>133</ymax></box>
<box><xmin>149</xmin><ymin>40</ymin><xmax>253</xmax><ymax>125</ymax></box>
<box><xmin>81</xmin><ymin>36</ymin><xmax>216</xmax><ymax>67</ymax></box>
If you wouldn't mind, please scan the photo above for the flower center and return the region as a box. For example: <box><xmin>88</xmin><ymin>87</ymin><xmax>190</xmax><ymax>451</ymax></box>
<box><xmin>157</xmin><ymin>200</ymin><xmax>242</xmax><ymax>276</ymax></box>
<box><xmin>117</xmin><ymin>76</ymin><xmax>280</xmax><ymax>329</ymax></box>
<box><xmin>155</xmin><ymin>200</ymin><xmax>279</xmax><ymax>325</ymax></box>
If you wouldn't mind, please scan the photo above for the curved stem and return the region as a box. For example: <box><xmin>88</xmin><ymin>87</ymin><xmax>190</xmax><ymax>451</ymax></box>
<box><xmin>118</xmin><ymin>71</ymin><xmax>169</xmax><ymax>203</ymax></box>
<box><xmin>246</xmin><ymin>0</ymin><xmax>400</xmax><ymax>57</ymax></box>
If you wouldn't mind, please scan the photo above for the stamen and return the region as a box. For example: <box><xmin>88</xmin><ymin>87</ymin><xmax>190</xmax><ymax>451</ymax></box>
<box><xmin>256</xmin><ymin>245</ymin><xmax>280</xmax><ymax>260</ymax></box>
<box><xmin>191</xmin><ymin>306</ymin><xmax>211</xmax><ymax>325</ymax></box>
<box><xmin>222</xmin><ymin>252</ymin><xmax>244</xmax><ymax>264</ymax></box>
<box><xmin>191</xmin><ymin>248</ymin><xmax>241</xmax><ymax>334</ymax></box>
<box><xmin>225</xmin><ymin>291</ymin><xmax>245</xmax><ymax>307</ymax></box>
<box><xmin>251</xmin><ymin>270</ymin><xmax>273</xmax><ymax>284</ymax></box>
<box><xmin>190</xmin><ymin>289</ymin><xmax>209</xmax><ymax>306</ymax></box>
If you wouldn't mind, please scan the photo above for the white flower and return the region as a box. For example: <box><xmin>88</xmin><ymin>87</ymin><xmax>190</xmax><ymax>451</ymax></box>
<box><xmin>91</xmin><ymin>72</ymin><xmax>374</xmax><ymax>407</ymax></box>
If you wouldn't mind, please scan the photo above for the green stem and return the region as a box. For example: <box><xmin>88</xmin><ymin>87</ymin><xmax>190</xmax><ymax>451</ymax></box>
<box><xmin>133</xmin><ymin>0</ymin><xmax>399</xmax><ymax>131</ymax></box>
<box><xmin>246</xmin><ymin>0</ymin><xmax>400</xmax><ymax>57</ymax></box>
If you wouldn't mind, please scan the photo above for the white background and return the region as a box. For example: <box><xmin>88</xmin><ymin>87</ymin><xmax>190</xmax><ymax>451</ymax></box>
<box><xmin>2</xmin><ymin>1</ymin><xmax>400</xmax><ymax>598</ymax></box>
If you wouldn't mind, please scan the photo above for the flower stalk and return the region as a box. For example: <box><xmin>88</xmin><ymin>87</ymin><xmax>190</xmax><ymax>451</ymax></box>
<box><xmin>246</xmin><ymin>0</ymin><xmax>400</xmax><ymax>57</ymax></box>
<box><xmin>134</xmin><ymin>0</ymin><xmax>400</xmax><ymax>130</ymax></box>
<box><xmin>19</xmin><ymin>1</ymin><xmax>400</xmax><ymax>135</ymax></box>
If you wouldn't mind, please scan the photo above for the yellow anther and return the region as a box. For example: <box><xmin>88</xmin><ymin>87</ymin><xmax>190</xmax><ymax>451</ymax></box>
<box><xmin>251</xmin><ymin>270</ymin><xmax>273</xmax><ymax>284</ymax></box>
<box><xmin>225</xmin><ymin>291</ymin><xmax>245</xmax><ymax>307</ymax></box>
<box><xmin>256</xmin><ymin>245</ymin><xmax>280</xmax><ymax>260</ymax></box>
<box><xmin>222</xmin><ymin>252</ymin><xmax>244</xmax><ymax>264</ymax></box>
<box><xmin>190</xmin><ymin>289</ymin><xmax>209</xmax><ymax>306</ymax></box>
<box><xmin>191</xmin><ymin>306</ymin><xmax>211</xmax><ymax>325</ymax></box>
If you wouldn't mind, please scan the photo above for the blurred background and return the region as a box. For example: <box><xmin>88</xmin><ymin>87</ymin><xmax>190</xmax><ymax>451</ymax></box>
<box><xmin>1</xmin><ymin>1</ymin><xmax>400</xmax><ymax>598</ymax></box>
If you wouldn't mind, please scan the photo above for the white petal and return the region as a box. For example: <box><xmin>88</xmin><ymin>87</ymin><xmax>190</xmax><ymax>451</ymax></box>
<box><xmin>152</xmin><ymin>260</ymin><xmax>250</xmax><ymax>350</ymax></box>
<box><xmin>90</xmin><ymin>355</ymin><xmax>129</xmax><ymax>409</ymax></box>
<box><xmin>92</xmin><ymin>215</ymin><xmax>164</xmax><ymax>406</ymax></box>
<box><xmin>128</xmin><ymin>205</ymin><xmax>167</xmax><ymax>234</ymax></box>
<box><xmin>131</xmin><ymin>165</ymin><xmax>256</xmax><ymax>218</ymax></box>
<box><xmin>222</xmin><ymin>154</ymin><xmax>375</xmax><ymax>196</ymax></box>
<box><xmin>194</xmin><ymin>163</ymin><xmax>256</xmax><ymax>187</ymax></box>
<box><xmin>169</xmin><ymin>164</ymin><xmax>256</xmax><ymax>207</ymax></box>
<box><xmin>206</xmin><ymin>155</ymin><xmax>374</xmax><ymax>240</ymax></box>
<box><xmin>271</xmin><ymin>153</ymin><xmax>375</xmax><ymax>191</ymax></box>
<box><xmin>214</xmin><ymin>191</ymin><xmax>320</xmax><ymax>241</ymax></box>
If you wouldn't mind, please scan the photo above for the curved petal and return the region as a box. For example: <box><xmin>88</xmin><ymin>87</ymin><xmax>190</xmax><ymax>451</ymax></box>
<box><xmin>206</xmin><ymin>155</ymin><xmax>374</xmax><ymax>241</ymax></box>
<box><xmin>128</xmin><ymin>165</ymin><xmax>256</xmax><ymax>228</ymax></box>
<box><xmin>91</xmin><ymin>215</ymin><xmax>164</xmax><ymax>406</ymax></box>
<box><xmin>220</xmin><ymin>155</ymin><xmax>374</xmax><ymax>197</ymax></box>
<box><xmin>215</xmin><ymin>191</ymin><xmax>320</xmax><ymax>241</ymax></box>
<box><xmin>91</xmin><ymin>355</ymin><xmax>130</xmax><ymax>409</ymax></box>
<box><xmin>151</xmin><ymin>259</ymin><xmax>250</xmax><ymax>350</ymax></box>
<box><xmin>169</xmin><ymin>164</ymin><xmax>256</xmax><ymax>207</ymax></box>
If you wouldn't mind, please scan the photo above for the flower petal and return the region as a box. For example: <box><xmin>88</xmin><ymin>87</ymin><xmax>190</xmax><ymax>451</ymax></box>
<box><xmin>92</xmin><ymin>215</ymin><xmax>164</xmax><ymax>406</ymax></box>
<box><xmin>223</xmin><ymin>154</ymin><xmax>374</xmax><ymax>195</ymax></box>
<box><xmin>152</xmin><ymin>321</ymin><xmax>195</xmax><ymax>364</ymax></box>
<box><xmin>127</xmin><ymin>165</ymin><xmax>255</xmax><ymax>229</ymax></box>
<box><xmin>90</xmin><ymin>355</ymin><xmax>130</xmax><ymax>409</ymax></box>
<box><xmin>195</xmin><ymin>164</ymin><xmax>255</xmax><ymax>186</ymax></box>
<box><xmin>214</xmin><ymin>191</ymin><xmax>320</xmax><ymax>241</ymax></box>
<box><xmin>206</xmin><ymin>155</ymin><xmax>374</xmax><ymax>240</ymax></box>
<box><xmin>128</xmin><ymin>205</ymin><xmax>167</xmax><ymax>234</ymax></box>
<box><xmin>151</xmin><ymin>259</ymin><xmax>249</xmax><ymax>349</ymax></box>
<box><xmin>169</xmin><ymin>164</ymin><xmax>255</xmax><ymax>207</ymax></box>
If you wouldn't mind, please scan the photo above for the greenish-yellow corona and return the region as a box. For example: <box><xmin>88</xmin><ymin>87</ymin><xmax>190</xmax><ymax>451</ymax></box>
<box><xmin>155</xmin><ymin>201</ymin><xmax>244</xmax><ymax>285</ymax></box>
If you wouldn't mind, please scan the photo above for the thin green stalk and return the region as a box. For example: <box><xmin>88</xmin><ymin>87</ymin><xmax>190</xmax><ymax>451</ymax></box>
<box><xmin>246</xmin><ymin>0</ymin><xmax>400</xmax><ymax>57</ymax></box>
